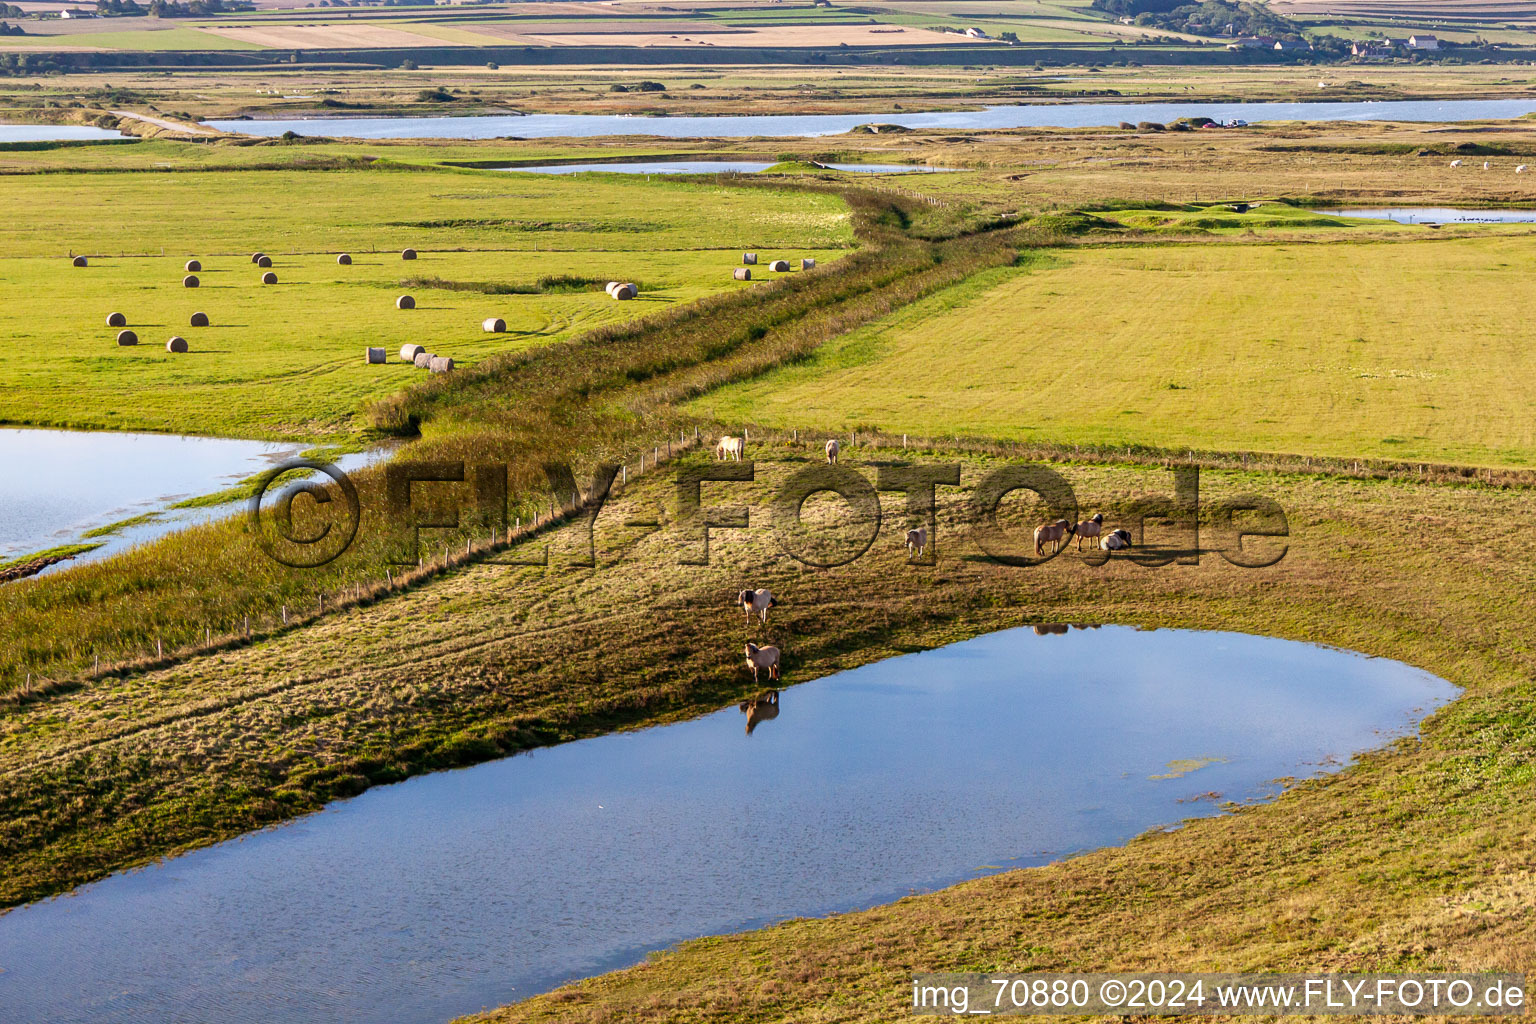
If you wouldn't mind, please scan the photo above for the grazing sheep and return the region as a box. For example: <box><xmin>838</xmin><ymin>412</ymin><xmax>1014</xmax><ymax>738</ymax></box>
<box><xmin>906</xmin><ymin>526</ymin><xmax>927</xmax><ymax>558</ymax></box>
<box><xmin>715</xmin><ymin>435</ymin><xmax>745</xmax><ymax>461</ymax></box>
<box><xmin>1102</xmin><ymin>528</ymin><xmax>1133</xmax><ymax>554</ymax></box>
<box><xmin>739</xmin><ymin>689</ymin><xmax>779</xmax><ymax>735</ymax></box>
<box><xmin>1074</xmin><ymin>512</ymin><xmax>1105</xmax><ymax>550</ymax></box>
<box><xmin>1033</xmin><ymin>519</ymin><xmax>1074</xmax><ymax>556</ymax></box>
<box><xmin>1484</xmin><ymin>161</ymin><xmax>1492</xmax><ymax>170</ymax></box>
<box><xmin>1450</xmin><ymin>160</ymin><xmax>1462</xmax><ymax>168</ymax></box>
<box><xmin>744</xmin><ymin>642</ymin><xmax>780</xmax><ymax>684</ymax></box>
<box><xmin>738</xmin><ymin>588</ymin><xmax>776</xmax><ymax>625</ymax></box>
<box><xmin>825</xmin><ymin>438</ymin><xmax>840</xmax><ymax>464</ymax></box>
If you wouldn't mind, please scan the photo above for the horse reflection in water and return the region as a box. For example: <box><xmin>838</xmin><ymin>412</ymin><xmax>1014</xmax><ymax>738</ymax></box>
<box><xmin>1032</xmin><ymin>623</ymin><xmax>1103</xmax><ymax>635</ymax></box>
<box><xmin>739</xmin><ymin>690</ymin><xmax>780</xmax><ymax>735</ymax></box>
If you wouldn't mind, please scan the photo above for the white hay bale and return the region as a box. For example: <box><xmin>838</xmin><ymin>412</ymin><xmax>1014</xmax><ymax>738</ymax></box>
<box><xmin>605</xmin><ymin>281</ymin><xmax>621</xmax><ymax>294</ymax></box>
<box><xmin>742</xmin><ymin>253</ymin><xmax>757</xmax><ymax>265</ymax></box>
<box><xmin>256</xmin><ymin>255</ymin><xmax>272</xmax><ymax>268</ymax></box>
<box><xmin>401</xmin><ymin>248</ymin><xmax>418</xmax><ymax>261</ymax></box>
<box><xmin>365</xmin><ymin>347</ymin><xmax>386</xmax><ymax>364</ymax></box>
<box><xmin>166</xmin><ymin>336</ymin><xmax>188</xmax><ymax>353</ymax></box>
<box><xmin>189</xmin><ymin>312</ymin><xmax>209</xmax><ymax>327</ymax></box>
<box><xmin>414</xmin><ymin>351</ymin><xmax>433</xmax><ymax>369</ymax></box>
<box><xmin>428</xmin><ymin>355</ymin><xmax>455</xmax><ymax>373</ymax></box>
<box><xmin>250</xmin><ymin>252</ymin><xmax>266</xmax><ymax>264</ymax></box>
<box><xmin>396</xmin><ymin>295</ymin><xmax>415</xmax><ymax>310</ymax></box>
<box><xmin>483</xmin><ymin>317</ymin><xmax>507</xmax><ymax>333</ymax></box>
<box><xmin>769</xmin><ymin>259</ymin><xmax>790</xmax><ymax>272</ymax></box>
<box><xmin>185</xmin><ymin>259</ymin><xmax>201</xmax><ymax>273</ymax></box>
<box><xmin>612</xmin><ymin>286</ymin><xmax>633</xmax><ymax>301</ymax></box>
<box><xmin>801</xmin><ymin>257</ymin><xmax>816</xmax><ymax>270</ymax></box>
<box><xmin>733</xmin><ymin>268</ymin><xmax>751</xmax><ymax>281</ymax></box>
<box><xmin>261</xmin><ymin>271</ymin><xmax>278</xmax><ymax>285</ymax></box>
<box><xmin>72</xmin><ymin>255</ymin><xmax>88</xmax><ymax>268</ymax></box>
<box><xmin>336</xmin><ymin>253</ymin><xmax>352</xmax><ymax>265</ymax></box>
<box><xmin>106</xmin><ymin>312</ymin><xmax>127</xmax><ymax>327</ymax></box>
<box><xmin>183</xmin><ymin>275</ymin><xmax>200</xmax><ymax>288</ymax></box>
<box><xmin>400</xmin><ymin>343</ymin><xmax>425</xmax><ymax>362</ymax></box>
<box><xmin>116</xmin><ymin>330</ymin><xmax>138</xmax><ymax>346</ymax></box>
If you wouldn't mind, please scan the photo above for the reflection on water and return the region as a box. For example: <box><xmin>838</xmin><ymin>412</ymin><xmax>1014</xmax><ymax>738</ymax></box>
<box><xmin>0</xmin><ymin>428</ymin><xmax>382</xmax><ymax>572</ymax></box>
<box><xmin>206</xmin><ymin>99</ymin><xmax>1536</xmax><ymax>140</ymax></box>
<box><xmin>0</xmin><ymin>626</ymin><xmax>1455</xmax><ymax>1023</ymax></box>
<box><xmin>0</xmin><ymin>124</ymin><xmax>123</xmax><ymax>143</ymax></box>
<box><xmin>740</xmin><ymin>688</ymin><xmax>781</xmax><ymax>734</ymax></box>
<box><xmin>1323</xmin><ymin>207</ymin><xmax>1536</xmax><ymax>224</ymax></box>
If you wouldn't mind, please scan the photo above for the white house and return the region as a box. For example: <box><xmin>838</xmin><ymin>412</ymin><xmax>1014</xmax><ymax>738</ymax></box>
<box><xmin>1408</xmin><ymin>34</ymin><xmax>1439</xmax><ymax>50</ymax></box>
<box><xmin>964</xmin><ymin>26</ymin><xmax>989</xmax><ymax>38</ymax></box>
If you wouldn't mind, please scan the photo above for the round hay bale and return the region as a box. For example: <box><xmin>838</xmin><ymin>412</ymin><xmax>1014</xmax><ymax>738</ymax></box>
<box><xmin>261</xmin><ymin>271</ymin><xmax>278</xmax><ymax>285</ymax></box>
<box><xmin>401</xmin><ymin>248</ymin><xmax>418</xmax><ymax>261</ymax></box>
<box><xmin>336</xmin><ymin>253</ymin><xmax>352</xmax><ymax>265</ymax></box>
<box><xmin>256</xmin><ymin>255</ymin><xmax>272</xmax><ymax>268</ymax></box>
<box><xmin>72</xmin><ymin>255</ymin><xmax>88</xmax><ymax>268</ymax></box>
<box><xmin>622</xmin><ymin>282</ymin><xmax>638</xmax><ymax>297</ymax></box>
<box><xmin>428</xmin><ymin>355</ymin><xmax>455</xmax><ymax>374</ymax></box>
<box><xmin>400</xmin><ymin>343</ymin><xmax>426</xmax><ymax>362</ymax></box>
<box><xmin>742</xmin><ymin>253</ymin><xmax>758</xmax><ymax>265</ymax></box>
<box><xmin>185</xmin><ymin>259</ymin><xmax>201</xmax><ymax>273</ymax></box>
<box><xmin>250</xmin><ymin>252</ymin><xmax>266</xmax><ymax>264</ymax></box>
<box><xmin>189</xmin><ymin>312</ymin><xmax>209</xmax><ymax>327</ymax></box>
<box><xmin>734</xmin><ymin>267</ymin><xmax>752</xmax><ymax>281</ymax></box>
<box><xmin>801</xmin><ymin>257</ymin><xmax>816</xmax><ymax>270</ymax></box>
<box><xmin>166</xmin><ymin>336</ymin><xmax>188</xmax><ymax>354</ymax></box>
<box><xmin>612</xmin><ymin>287</ymin><xmax>632</xmax><ymax>301</ymax></box>
<box><xmin>116</xmin><ymin>330</ymin><xmax>138</xmax><ymax>346</ymax></box>
<box><xmin>605</xmin><ymin>281</ymin><xmax>621</xmax><ymax>294</ymax></box>
<box><xmin>106</xmin><ymin>312</ymin><xmax>127</xmax><ymax>327</ymax></box>
<box><xmin>769</xmin><ymin>259</ymin><xmax>791</xmax><ymax>273</ymax></box>
<box><xmin>413</xmin><ymin>351</ymin><xmax>433</xmax><ymax>369</ymax></box>
<box><xmin>365</xmin><ymin>346</ymin><xmax>386</xmax><ymax>364</ymax></box>
<box><xmin>482</xmin><ymin>317</ymin><xmax>507</xmax><ymax>333</ymax></box>
<box><xmin>183</xmin><ymin>275</ymin><xmax>200</xmax><ymax>288</ymax></box>
<box><xmin>396</xmin><ymin>295</ymin><xmax>415</xmax><ymax>310</ymax></box>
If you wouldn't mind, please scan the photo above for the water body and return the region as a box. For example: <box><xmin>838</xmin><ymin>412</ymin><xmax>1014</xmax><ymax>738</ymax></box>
<box><xmin>0</xmin><ymin>626</ymin><xmax>1455</xmax><ymax>1024</ymax></box>
<box><xmin>207</xmin><ymin>99</ymin><xmax>1536</xmax><ymax>139</ymax></box>
<box><xmin>0</xmin><ymin>124</ymin><xmax>125</xmax><ymax>143</ymax></box>
<box><xmin>0</xmin><ymin>427</ymin><xmax>380</xmax><ymax>571</ymax></box>
<box><xmin>500</xmin><ymin>159</ymin><xmax>953</xmax><ymax>174</ymax></box>
<box><xmin>1323</xmin><ymin>207</ymin><xmax>1536</xmax><ymax>224</ymax></box>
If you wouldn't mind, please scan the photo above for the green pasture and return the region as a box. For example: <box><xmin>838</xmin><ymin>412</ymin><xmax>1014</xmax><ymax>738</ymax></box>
<box><xmin>691</xmin><ymin>235</ymin><xmax>1536</xmax><ymax>467</ymax></box>
<box><xmin>0</xmin><ymin>165</ymin><xmax>850</xmax><ymax>438</ymax></box>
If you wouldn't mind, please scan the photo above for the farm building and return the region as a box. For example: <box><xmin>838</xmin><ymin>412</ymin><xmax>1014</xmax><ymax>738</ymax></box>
<box><xmin>1408</xmin><ymin>35</ymin><xmax>1439</xmax><ymax>50</ymax></box>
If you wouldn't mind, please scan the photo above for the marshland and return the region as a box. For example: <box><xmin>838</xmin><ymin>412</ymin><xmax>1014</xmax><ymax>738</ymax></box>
<box><xmin>3</xmin><ymin>36</ymin><xmax>1536</xmax><ymax>1024</ymax></box>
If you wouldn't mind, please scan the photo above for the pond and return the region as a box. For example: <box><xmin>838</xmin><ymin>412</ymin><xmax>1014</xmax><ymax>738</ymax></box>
<box><xmin>1322</xmin><ymin>207</ymin><xmax>1536</xmax><ymax>224</ymax></box>
<box><xmin>0</xmin><ymin>124</ymin><xmax>124</xmax><ymax>143</ymax></box>
<box><xmin>0</xmin><ymin>625</ymin><xmax>1455</xmax><ymax>1023</ymax></box>
<box><xmin>0</xmin><ymin>427</ymin><xmax>381</xmax><ymax>574</ymax></box>
<box><xmin>499</xmin><ymin>160</ymin><xmax>954</xmax><ymax>174</ymax></box>
<box><xmin>204</xmin><ymin>99</ymin><xmax>1536</xmax><ymax>139</ymax></box>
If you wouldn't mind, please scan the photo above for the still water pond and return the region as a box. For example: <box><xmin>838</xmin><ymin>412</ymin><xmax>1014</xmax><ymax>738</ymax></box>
<box><xmin>1323</xmin><ymin>207</ymin><xmax>1536</xmax><ymax>224</ymax></box>
<box><xmin>500</xmin><ymin>160</ymin><xmax>953</xmax><ymax>174</ymax></box>
<box><xmin>206</xmin><ymin>99</ymin><xmax>1536</xmax><ymax>139</ymax></box>
<box><xmin>0</xmin><ymin>124</ymin><xmax>124</xmax><ymax>143</ymax></box>
<box><xmin>0</xmin><ymin>428</ymin><xmax>379</xmax><ymax>570</ymax></box>
<box><xmin>0</xmin><ymin>626</ymin><xmax>1453</xmax><ymax>1023</ymax></box>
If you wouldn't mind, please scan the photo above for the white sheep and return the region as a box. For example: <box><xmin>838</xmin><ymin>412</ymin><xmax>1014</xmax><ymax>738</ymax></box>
<box><xmin>906</xmin><ymin>526</ymin><xmax>927</xmax><ymax>558</ymax></box>
<box><xmin>825</xmin><ymin>438</ymin><xmax>840</xmax><ymax>464</ymax></box>
<box><xmin>715</xmin><ymin>435</ymin><xmax>744</xmax><ymax>461</ymax></box>
<box><xmin>738</xmin><ymin>588</ymin><xmax>776</xmax><ymax>625</ymax></box>
<box><xmin>1484</xmin><ymin>161</ymin><xmax>1492</xmax><ymax>170</ymax></box>
<box><xmin>1074</xmin><ymin>512</ymin><xmax>1105</xmax><ymax>550</ymax></box>
<box><xmin>1519</xmin><ymin>165</ymin><xmax>1529</xmax><ymax>174</ymax></box>
<box><xmin>1033</xmin><ymin>519</ymin><xmax>1074</xmax><ymax>556</ymax></box>
<box><xmin>745</xmin><ymin>642</ymin><xmax>780</xmax><ymax>683</ymax></box>
<box><xmin>1450</xmin><ymin>159</ymin><xmax>1462</xmax><ymax>167</ymax></box>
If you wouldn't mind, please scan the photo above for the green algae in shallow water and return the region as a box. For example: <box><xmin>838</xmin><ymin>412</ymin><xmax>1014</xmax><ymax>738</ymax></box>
<box><xmin>1150</xmin><ymin>756</ymin><xmax>1229</xmax><ymax>780</ymax></box>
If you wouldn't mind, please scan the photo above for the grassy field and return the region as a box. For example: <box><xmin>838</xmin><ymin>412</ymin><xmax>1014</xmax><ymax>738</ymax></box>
<box><xmin>0</xmin><ymin>163</ymin><xmax>852</xmax><ymax>438</ymax></box>
<box><xmin>692</xmin><ymin>233</ymin><xmax>1536</xmax><ymax>468</ymax></box>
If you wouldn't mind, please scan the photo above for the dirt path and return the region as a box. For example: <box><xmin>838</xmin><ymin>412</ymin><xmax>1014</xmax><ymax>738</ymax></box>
<box><xmin>110</xmin><ymin>110</ymin><xmax>219</xmax><ymax>136</ymax></box>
